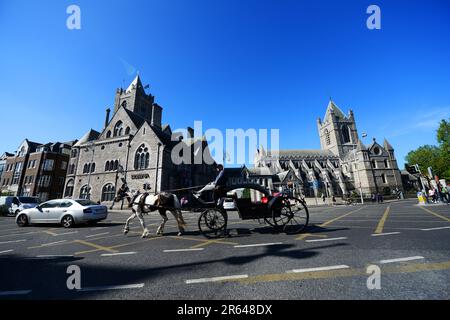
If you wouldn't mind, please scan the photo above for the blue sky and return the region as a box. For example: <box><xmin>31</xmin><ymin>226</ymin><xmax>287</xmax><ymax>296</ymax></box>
<box><xmin>0</xmin><ymin>0</ymin><xmax>449</xmax><ymax>167</ymax></box>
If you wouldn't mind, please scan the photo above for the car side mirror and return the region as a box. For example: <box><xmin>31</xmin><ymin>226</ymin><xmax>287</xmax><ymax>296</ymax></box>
<box><xmin>36</xmin><ymin>206</ymin><xmax>42</xmax><ymax>211</ymax></box>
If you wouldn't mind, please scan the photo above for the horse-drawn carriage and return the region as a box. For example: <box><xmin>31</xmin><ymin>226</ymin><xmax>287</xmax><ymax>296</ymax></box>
<box><xmin>114</xmin><ymin>182</ymin><xmax>309</xmax><ymax>239</ymax></box>
<box><xmin>195</xmin><ymin>183</ymin><xmax>309</xmax><ymax>238</ymax></box>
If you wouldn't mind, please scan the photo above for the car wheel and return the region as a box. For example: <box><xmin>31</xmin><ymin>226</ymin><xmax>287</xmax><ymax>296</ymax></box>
<box><xmin>61</xmin><ymin>215</ymin><xmax>75</xmax><ymax>228</ymax></box>
<box><xmin>17</xmin><ymin>214</ymin><xmax>29</xmax><ymax>227</ymax></box>
<box><xmin>14</xmin><ymin>210</ymin><xmax>21</xmax><ymax>217</ymax></box>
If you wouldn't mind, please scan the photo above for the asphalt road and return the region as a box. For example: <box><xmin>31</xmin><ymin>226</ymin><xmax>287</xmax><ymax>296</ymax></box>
<box><xmin>0</xmin><ymin>199</ymin><xmax>449</xmax><ymax>300</ymax></box>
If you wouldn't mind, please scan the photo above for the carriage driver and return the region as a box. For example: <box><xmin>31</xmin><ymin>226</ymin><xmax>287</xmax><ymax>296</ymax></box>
<box><xmin>194</xmin><ymin>164</ymin><xmax>227</xmax><ymax>205</ymax></box>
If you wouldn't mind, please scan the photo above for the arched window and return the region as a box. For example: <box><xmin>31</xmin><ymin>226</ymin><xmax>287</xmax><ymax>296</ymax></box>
<box><xmin>324</xmin><ymin>129</ymin><xmax>331</xmax><ymax>145</ymax></box>
<box><xmin>105</xmin><ymin>161</ymin><xmax>110</xmax><ymax>172</ymax></box>
<box><xmin>134</xmin><ymin>144</ymin><xmax>150</xmax><ymax>170</ymax></box>
<box><xmin>64</xmin><ymin>179</ymin><xmax>74</xmax><ymax>198</ymax></box>
<box><xmin>83</xmin><ymin>164</ymin><xmax>89</xmax><ymax>174</ymax></box>
<box><xmin>372</xmin><ymin>160</ymin><xmax>377</xmax><ymax>169</ymax></box>
<box><xmin>381</xmin><ymin>173</ymin><xmax>387</xmax><ymax>184</ymax></box>
<box><xmin>106</xmin><ymin>130</ymin><xmax>111</xmax><ymax>138</ymax></box>
<box><xmin>121</xmin><ymin>100</ymin><xmax>127</xmax><ymax>108</ymax></box>
<box><xmin>384</xmin><ymin>159</ymin><xmax>389</xmax><ymax>168</ymax></box>
<box><xmin>71</xmin><ymin>149</ymin><xmax>78</xmax><ymax>158</ymax></box>
<box><xmin>125</xmin><ymin>127</ymin><xmax>131</xmax><ymax>135</ymax></box>
<box><xmin>341</xmin><ymin>125</ymin><xmax>351</xmax><ymax>144</ymax></box>
<box><xmin>90</xmin><ymin>163</ymin><xmax>96</xmax><ymax>173</ymax></box>
<box><xmin>113</xmin><ymin>121</ymin><xmax>123</xmax><ymax>137</ymax></box>
<box><xmin>113</xmin><ymin>160</ymin><xmax>119</xmax><ymax>171</ymax></box>
<box><xmin>79</xmin><ymin>185</ymin><xmax>90</xmax><ymax>199</ymax></box>
<box><xmin>101</xmin><ymin>184</ymin><xmax>116</xmax><ymax>202</ymax></box>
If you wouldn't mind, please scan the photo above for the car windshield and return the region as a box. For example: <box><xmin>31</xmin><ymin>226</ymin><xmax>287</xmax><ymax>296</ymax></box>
<box><xmin>18</xmin><ymin>197</ymin><xmax>39</xmax><ymax>204</ymax></box>
<box><xmin>75</xmin><ymin>200</ymin><xmax>99</xmax><ymax>207</ymax></box>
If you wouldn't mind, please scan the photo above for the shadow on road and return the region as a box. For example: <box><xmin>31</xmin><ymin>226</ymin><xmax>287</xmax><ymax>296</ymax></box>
<box><xmin>0</xmin><ymin>242</ymin><xmax>347</xmax><ymax>300</ymax></box>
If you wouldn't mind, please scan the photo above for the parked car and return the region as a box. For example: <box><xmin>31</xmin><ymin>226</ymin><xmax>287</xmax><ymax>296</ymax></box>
<box><xmin>0</xmin><ymin>196</ymin><xmax>40</xmax><ymax>217</ymax></box>
<box><xmin>16</xmin><ymin>199</ymin><xmax>108</xmax><ymax>228</ymax></box>
<box><xmin>222</xmin><ymin>198</ymin><xmax>236</xmax><ymax>210</ymax></box>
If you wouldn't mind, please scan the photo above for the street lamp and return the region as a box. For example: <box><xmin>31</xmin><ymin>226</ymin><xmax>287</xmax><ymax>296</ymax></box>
<box><xmin>352</xmin><ymin>147</ymin><xmax>364</xmax><ymax>204</ymax></box>
<box><xmin>85</xmin><ymin>142</ymin><xmax>95</xmax><ymax>200</ymax></box>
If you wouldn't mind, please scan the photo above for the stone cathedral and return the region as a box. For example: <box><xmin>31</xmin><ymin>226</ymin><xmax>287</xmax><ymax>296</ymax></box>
<box><xmin>64</xmin><ymin>75</ymin><xmax>216</xmax><ymax>204</ymax></box>
<box><xmin>253</xmin><ymin>100</ymin><xmax>403</xmax><ymax>198</ymax></box>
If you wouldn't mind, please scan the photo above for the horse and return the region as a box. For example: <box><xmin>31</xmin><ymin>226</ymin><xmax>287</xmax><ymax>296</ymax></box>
<box><xmin>114</xmin><ymin>187</ymin><xmax>187</xmax><ymax>238</ymax></box>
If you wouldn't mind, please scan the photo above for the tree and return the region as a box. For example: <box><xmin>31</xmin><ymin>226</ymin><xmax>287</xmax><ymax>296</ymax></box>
<box><xmin>405</xmin><ymin>118</ymin><xmax>450</xmax><ymax>181</ymax></box>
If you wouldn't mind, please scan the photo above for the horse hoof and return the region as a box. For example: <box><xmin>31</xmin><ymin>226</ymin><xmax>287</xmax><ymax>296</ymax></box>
<box><xmin>123</xmin><ymin>229</ymin><xmax>129</xmax><ymax>235</ymax></box>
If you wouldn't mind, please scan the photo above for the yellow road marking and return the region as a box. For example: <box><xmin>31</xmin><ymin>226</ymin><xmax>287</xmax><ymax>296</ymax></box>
<box><xmin>374</xmin><ymin>206</ymin><xmax>391</xmax><ymax>234</ymax></box>
<box><xmin>74</xmin><ymin>240</ymin><xmax>118</xmax><ymax>254</ymax></box>
<box><xmin>190</xmin><ymin>238</ymin><xmax>238</xmax><ymax>249</ymax></box>
<box><xmin>296</xmin><ymin>207</ymin><xmax>364</xmax><ymax>240</ymax></box>
<box><xmin>296</xmin><ymin>233</ymin><xmax>328</xmax><ymax>240</ymax></box>
<box><xmin>218</xmin><ymin>260</ymin><xmax>450</xmax><ymax>285</ymax></box>
<box><xmin>43</xmin><ymin>230</ymin><xmax>58</xmax><ymax>236</ymax></box>
<box><xmin>419</xmin><ymin>206</ymin><xmax>450</xmax><ymax>222</ymax></box>
<box><xmin>170</xmin><ymin>236</ymin><xmax>239</xmax><ymax>249</ymax></box>
<box><xmin>74</xmin><ymin>235</ymin><xmax>164</xmax><ymax>255</ymax></box>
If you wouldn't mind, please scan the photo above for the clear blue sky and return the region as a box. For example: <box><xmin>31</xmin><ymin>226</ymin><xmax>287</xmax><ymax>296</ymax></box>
<box><xmin>1</xmin><ymin>0</ymin><xmax>449</xmax><ymax>167</ymax></box>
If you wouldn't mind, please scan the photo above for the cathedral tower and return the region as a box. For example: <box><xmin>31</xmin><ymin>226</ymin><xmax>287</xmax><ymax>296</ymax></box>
<box><xmin>317</xmin><ymin>100</ymin><xmax>359</xmax><ymax>158</ymax></box>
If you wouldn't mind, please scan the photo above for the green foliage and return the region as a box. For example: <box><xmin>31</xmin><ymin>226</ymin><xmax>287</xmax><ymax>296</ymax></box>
<box><xmin>242</xmin><ymin>188</ymin><xmax>251</xmax><ymax>199</ymax></box>
<box><xmin>405</xmin><ymin>118</ymin><xmax>450</xmax><ymax>181</ymax></box>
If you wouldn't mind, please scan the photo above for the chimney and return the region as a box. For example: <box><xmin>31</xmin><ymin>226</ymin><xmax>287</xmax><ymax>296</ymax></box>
<box><xmin>104</xmin><ymin>108</ymin><xmax>111</xmax><ymax>129</ymax></box>
<box><xmin>151</xmin><ymin>103</ymin><xmax>162</xmax><ymax>128</ymax></box>
<box><xmin>187</xmin><ymin>127</ymin><xmax>194</xmax><ymax>139</ymax></box>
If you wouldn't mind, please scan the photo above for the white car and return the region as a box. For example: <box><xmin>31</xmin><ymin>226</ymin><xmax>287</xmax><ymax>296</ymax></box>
<box><xmin>222</xmin><ymin>198</ymin><xmax>236</xmax><ymax>210</ymax></box>
<box><xmin>16</xmin><ymin>199</ymin><xmax>108</xmax><ymax>228</ymax></box>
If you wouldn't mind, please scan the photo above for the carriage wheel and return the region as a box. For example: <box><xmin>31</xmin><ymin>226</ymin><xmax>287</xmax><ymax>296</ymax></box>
<box><xmin>198</xmin><ymin>208</ymin><xmax>228</xmax><ymax>239</ymax></box>
<box><xmin>272</xmin><ymin>197</ymin><xmax>309</xmax><ymax>234</ymax></box>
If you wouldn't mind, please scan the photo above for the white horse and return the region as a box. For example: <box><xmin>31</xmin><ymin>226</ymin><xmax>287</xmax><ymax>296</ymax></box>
<box><xmin>116</xmin><ymin>188</ymin><xmax>187</xmax><ymax>238</ymax></box>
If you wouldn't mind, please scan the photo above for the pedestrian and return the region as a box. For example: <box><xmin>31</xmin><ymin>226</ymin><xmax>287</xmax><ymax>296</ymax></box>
<box><xmin>332</xmin><ymin>195</ymin><xmax>336</xmax><ymax>206</ymax></box>
<box><xmin>371</xmin><ymin>194</ymin><xmax>376</xmax><ymax>204</ymax></box>
<box><xmin>429</xmin><ymin>188</ymin><xmax>436</xmax><ymax>203</ymax></box>
<box><xmin>322</xmin><ymin>193</ymin><xmax>326</xmax><ymax>203</ymax></box>
<box><xmin>441</xmin><ymin>185</ymin><xmax>450</xmax><ymax>204</ymax></box>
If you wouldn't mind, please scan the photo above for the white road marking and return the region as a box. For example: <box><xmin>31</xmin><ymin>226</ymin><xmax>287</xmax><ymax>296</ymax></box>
<box><xmin>101</xmin><ymin>252</ymin><xmax>136</xmax><ymax>257</ymax></box>
<box><xmin>163</xmin><ymin>248</ymin><xmax>204</xmax><ymax>253</ymax></box>
<box><xmin>0</xmin><ymin>290</ymin><xmax>32</xmax><ymax>296</ymax></box>
<box><xmin>0</xmin><ymin>239</ymin><xmax>26</xmax><ymax>245</ymax></box>
<box><xmin>90</xmin><ymin>227</ymin><xmax>107</xmax><ymax>231</ymax></box>
<box><xmin>35</xmin><ymin>255</ymin><xmax>74</xmax><ymax>258</ymax></box>
<box><xmin>40</xmin><ymin>240</ymin><xmax>67</xmax><ymax>247</ymax></box>
<box><xmin>86</xmin><ymin>232</ymin><xmax>110</xmax><ymax>238</ymax></box>
<box><xmin>421</xmin><ymin>226</ymin><xmax>450</xmax><ymax>231</ymax></box>
<box><xmin>78</xmin><ymin>283</ymin><xmax>144</xmax><ymax>292</ymax></box>
<box><xmin>379</xmin><ymin>256</ymin><xmax>424</xmax><ymax>264</ymax></box>
<box><xmin>54</xmin><ymin>231</ymin><xmax>78</xmax><ymax>236</ymax></box>
<box><xmin>186</xmin><ymin>275</ymin><xmax>249</xmax><ymax>284</ymax></box>
<box><xmin>371</xmin><ymin>232</ymin><xmax>401</xmax><ymax>237</ymax></box>
<box><xmin>305</xmin><ymin>237</ymin><xmax>347</xmax><ymax>243</ymax></box>
<box><xmin>0</xmin><ymin>249</ymin><xmax>13</xmax><ymax>254</ymax></box>
<box><xmin>288</xmin><ymin>265</ymin><xmax>350</xmax><ymax>273</ymax></box>
<box><xmin>234</xmin><ymin>242</ymin><xmax>283</xmax><ymax>248</ymax></box>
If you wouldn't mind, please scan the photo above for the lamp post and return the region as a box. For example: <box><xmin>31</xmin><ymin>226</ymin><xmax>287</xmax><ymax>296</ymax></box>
<box><xmin>352</xmin><ymin>147</ymin><xmax>364</xmax><ymax>204</ymax></box>
<box><xmin>85</xmin><ymin>142</ymin><xmax>95</xmax><ymax>200</ymax></box>
<box><xmin>154</xmin><ymin>142</ymin><xmax>162</xmax><ymax>195</ymax></box>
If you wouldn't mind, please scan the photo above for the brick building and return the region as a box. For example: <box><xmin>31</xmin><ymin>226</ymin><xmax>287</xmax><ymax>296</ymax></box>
<box><xmin>0</xmin><ymin>139</ymin><xmax>76</xmax><ymax>201</ymax></box>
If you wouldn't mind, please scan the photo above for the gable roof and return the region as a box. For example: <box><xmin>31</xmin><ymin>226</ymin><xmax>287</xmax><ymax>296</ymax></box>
<box><xmin>73</xmin><ymin>129</ymin><xmax>101</xmax><ymax>147</ymax></box>
<box><xmin>324</xmin><ymin>100</ymin><xmax>347</xmax><ymax>121</ymax></box>
<box><xmin>126</xmin><ymin>75</ymin><xmax>144</xmax><ymax>94</ymax></box>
